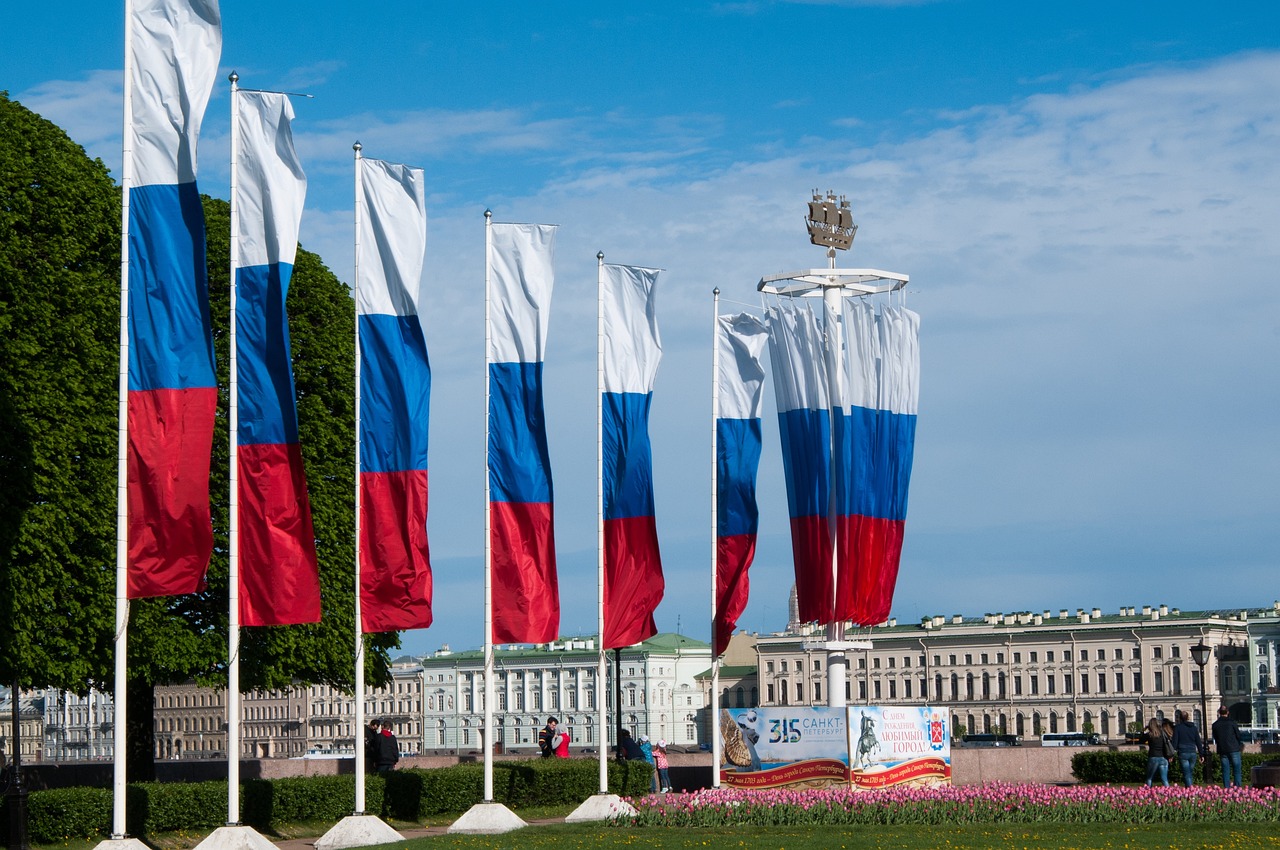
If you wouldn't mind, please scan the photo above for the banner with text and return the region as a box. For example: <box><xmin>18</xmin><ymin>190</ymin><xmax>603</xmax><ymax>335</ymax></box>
<box><xmin>719</xmin><ymin>706</ymin><xmax>950</xmax><ymax>790</ymax></box>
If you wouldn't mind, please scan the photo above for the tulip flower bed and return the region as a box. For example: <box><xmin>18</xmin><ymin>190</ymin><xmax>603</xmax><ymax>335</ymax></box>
<box><xmin>620</xmin><ymin>782</ymin><xmax>1280</xmax><ymax>828</ymax></box>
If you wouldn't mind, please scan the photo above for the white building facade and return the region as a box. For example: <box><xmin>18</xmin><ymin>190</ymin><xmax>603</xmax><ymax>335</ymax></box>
<box><xmin>417</xmin><ymin>633</ymin><xmax>711</xmax><ymax>754</ymax></box>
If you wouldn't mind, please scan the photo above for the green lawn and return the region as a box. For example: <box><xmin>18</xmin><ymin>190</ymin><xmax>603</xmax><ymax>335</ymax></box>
<box><xmin>396</xmin><ymin>822</ymin><xmax>1280</xmax><ymax>850</ymax></box>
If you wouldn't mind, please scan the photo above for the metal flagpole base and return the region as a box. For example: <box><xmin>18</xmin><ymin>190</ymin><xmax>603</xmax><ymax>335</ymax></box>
<box><xmin>190</xmin><ymin>825</ymin><xmax>277</xmax><ymax>850</ymax></box>
<box><xmin>565</xmin><ymin>793</ymin><xmax>636</xmax><ymax>823</ymax></box>
<box><xmin>91</xmin><ymin>839</ymin><xmax>150</xmax><ymax>850</ymax></box>
<box><xmin>447</xmin><ymin>802</ymin><xmax>527</xmax><ymax>835</ymax></box>
<box><xmin>315</xmin><ymin>815</ymin><xmax>404</xmax><ymax>850</ymax></box>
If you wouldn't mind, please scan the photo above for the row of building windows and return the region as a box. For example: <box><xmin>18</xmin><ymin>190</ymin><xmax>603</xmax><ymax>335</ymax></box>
<box><xmin>764</xmin><ymin>645</ymin><xmax>1234</xmax><ymax>673</ymax></box>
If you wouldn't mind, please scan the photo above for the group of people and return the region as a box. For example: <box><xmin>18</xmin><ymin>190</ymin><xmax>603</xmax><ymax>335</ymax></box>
<box><xmin>1142</xmin><ymin>706</ymin><xmax>1245</xmax><ymax>788</ymax></box>
<box><xmin>617</xmin><ymin>728</ymin><xmax>673</xmax><ymax>793</ymax></box>
<box><xmin>535</xmin><ymin>717</ymin><xmax>674</xmax><ymax>792</ymax></box>
<box><xmin>537</xmin><ymin>716</ymin><xmax>572</xmax><ymax>758</ymax></box>
<box><xmin>364</xmin><ymin>718</ymin><xmax>400</xmax><ymax>774</ymax></box>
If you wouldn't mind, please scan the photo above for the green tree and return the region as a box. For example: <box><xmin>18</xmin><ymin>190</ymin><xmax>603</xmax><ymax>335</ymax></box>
<box><xmin>0</xmin><ymin>91</ymin><xmax>119</xmax><ymax>692</ymax></box>
<box><xmin>0</xmin><ymin>93</ymin><xmax>400</xmax><ymax>776</ymax></box>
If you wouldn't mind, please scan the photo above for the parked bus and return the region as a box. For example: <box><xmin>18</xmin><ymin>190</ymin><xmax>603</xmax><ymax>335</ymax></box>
<box><xmin>959</xmin><ymin>733</ymin><xmax>1022</xmax><ymax>747</ymax></box>
<box><xmin>1041</xmin><ymin>732</ymin><xmax>1101</xmax><ymax>747</ymax></box>
<box><xmin>1239</xmin><ymin>728</ymin><xmax>1280</xmax><ymax>744</ymax></box>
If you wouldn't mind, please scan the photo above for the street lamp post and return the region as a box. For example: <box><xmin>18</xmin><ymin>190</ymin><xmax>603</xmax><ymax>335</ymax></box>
<box><xmin>1191</xmin><ymin>641</ymin><xmax>1212</xmax><ymax>783</ymax></box>
<box><xmin>760</xmin><ymin>191</ymin><xmax>908</xmax><ymax>710</ymax></box>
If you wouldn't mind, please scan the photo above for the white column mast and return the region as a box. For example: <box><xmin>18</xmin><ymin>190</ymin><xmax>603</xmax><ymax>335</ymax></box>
<box><xmin>110</xmin><ymin>0</ymin><xmax>136</xmax><ymax>838</ymax></box>
<box><xmin>709</xmin><ymin>287</ymin><xmax>722</xmax><ymax>788</ymax></box>
<box><xmin>595</xmin><ymin>251</ymin><xmax>609</xmax><ymax>794</ymax></box>
<box><xmin>226</xmin><ymin>72</ymin><xmax>243</xmax><ymax>823</ymax></box>
<box><xmin>483</xmin><ymin>209</ymin><xmax>496</xmax><ymax>803</ymax></box>
<box><xmin>351</xmin><ymin>142</ymin><xmax>367</xmax><ymax>815</ymax></box>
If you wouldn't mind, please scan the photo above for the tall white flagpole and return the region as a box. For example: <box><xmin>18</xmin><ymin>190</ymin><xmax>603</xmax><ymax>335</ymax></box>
<box><xmin>226</xmin><ymin>72</ymin><xmax>243</xmax><ymax>824</ymax></box>
<box><xmin>595</xmin><ymin>251</ymin><xmax>608</xmax><ymax>794</ymax></box>
<box><xmin>352</xmin><ymin>142</ymin><xmax>367</xmax><ymax>816</ymax></box>
<box><xmin>709</xmin><ymin>288</ymin><xmax>722</xmax><ymax>789</ymax></box>
<box><xmin>111</xmin><ymin>0</ymin><xmax>136</xmax><ymax>838</ymax></box>
<box><xmin>483</xmin><ymin>209</ymin><xmax>496</xmax><ymax>803</ymax></box>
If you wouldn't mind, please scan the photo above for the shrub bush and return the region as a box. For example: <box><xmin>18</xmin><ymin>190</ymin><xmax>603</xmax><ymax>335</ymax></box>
<box><xmin>1072</xmin><ymin>749</ymin><xmax>1272</xmax><ymax>784</ymax></box>
<box><xmin>243</xmin><ymin>775</ymin><xmax>385</xmax><ymax>831</ymax></box>
<box><xmin>26</xmin><ymin>786</ymin><xmax>113</xmax><ymax>844</ymax></box>
<box><xmin>129</xmin><ymin>781</ymin><xmax>230</xmax><ymax>834</ymax></box>
<box><xmin>388</xmin><ymin>758</ymin><xmax>654</xmax><ymax>818</ymax></box>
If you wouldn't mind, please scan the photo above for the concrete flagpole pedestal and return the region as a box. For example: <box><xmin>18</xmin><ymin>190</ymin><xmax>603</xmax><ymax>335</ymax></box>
<box><xmin>565</xmin><ymin>793</ymin><xmax>635</xmax><ymax>823</ymax></box>
<box><xmin>447</xmin><ymin>802</ymin><xmax>527</xmax><ymax>834</ymax></box>
<box><xmin>91</xmin><ymin>838</ymin><xmax>150</xmax><ymax>850</ymax></box>
<box><xmin>315</xmin><ymin>815</ymin><xmax>404</xmax><ymax>850</ymax></box>
<box><xmin>191</xmin><ymin>825</ymin><xmax>277</xmax><ymax>850</ymax></box>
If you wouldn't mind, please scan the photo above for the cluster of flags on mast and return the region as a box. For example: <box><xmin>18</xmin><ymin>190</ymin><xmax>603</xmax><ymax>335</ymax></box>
<box><xmin>766</xmin><ymin>298</ymin><xmax>921</xmax><ymax>629</ymax></box>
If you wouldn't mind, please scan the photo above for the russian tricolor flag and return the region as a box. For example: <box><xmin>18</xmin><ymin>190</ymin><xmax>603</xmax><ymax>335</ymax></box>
<box><xmin>487</xmin><ymin>222</ymin><xmax>559</xmax><ymax>644</ymax></box>
<box><xmin>356</xmin><ymin>157</ymin><xmax>432</xmax><ymax>633</ymax></box>
<box><xmin>714</xmin><ymin>312</ymin><xmax>769</xmax><ymax>657</ymax></box>
<box><xmin>232</xmin><ymin>90</ymin><xmax>320</xmax><ymax>626</ymax></box>
<box><xmin>125</xmin><ymin>0</ymin><xmax>221</xmax><ymax>598</ymax></box>
<box><xmin>765</xmin><ymin>301</ymin><xmax>834</xmax><ymax>624</ymax></box>
<box><xmin>832</xmin><ymin>300</ymin><xmax>919</xmax><ymax>626</ymax></box>
<box><xmin>601</xmin><ymin>264</ymin><xmax>664</xmax><ymax>649</ymax></box>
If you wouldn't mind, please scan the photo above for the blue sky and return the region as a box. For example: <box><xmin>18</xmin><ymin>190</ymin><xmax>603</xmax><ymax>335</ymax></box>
<box><xmin>5</xmin><ymin>1</ymin><xmax>1280</xmax><ymax>659</ymax></box>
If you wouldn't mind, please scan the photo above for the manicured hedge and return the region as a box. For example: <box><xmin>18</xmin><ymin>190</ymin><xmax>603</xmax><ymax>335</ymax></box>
<box><xmin>385</xmin><ymin>758</ymin><xmax>654</xmax><ymax>818</ymax></box>
<box><xmin>242</xmin><ymin>775</ymin><xmax>385</xmax><ymax>830</ymax></box>
<box><xmin>25</xmin><ymin>781</ymin><xmax>229</xmax><ymax>843</ymax></box>
<box><xmin>1072</xmin><ymin>749</ymin><xmax>1274</xmax><ymax>784</ymax></box>
<box><xmin>14</xmin><ymin>759</ymin><xmax>653</xmax><ymax>842</ymax></box>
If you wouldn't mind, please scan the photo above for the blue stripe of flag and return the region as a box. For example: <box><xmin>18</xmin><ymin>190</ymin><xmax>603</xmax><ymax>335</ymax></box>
<box><xmin>834</xmin><ymin>406</ymin><xmax>917</xmax><ymax>521</ymax></box>
<box><xmin>602</xmin><ymin>391</ymin><xmax>655</xmax><ymax>521</ymax></box>
<box><xmin>128</xmin><ymin>182</ymin><xmax>215</xmax><ymax>392</ymax></box>
<box><xmin>777</xmin><ymin>407</ymin><xmax>830</xmax><ymax>520</ymax></box>
<box><xmin>716</xmin><ymin>417</ymin><xmax>762</xmax><ymax>538</ymax></box>
<box><xmin>359</xmin><ymin>313</ymin><xmax>431</xmax><ymax>474</ymax></box>
<box><xmin>236</xmin><ymin>262</ymin><xmax>300</xmax><ymax>446</ymax></box>
<box><xmin>489</xmin><ymin>361</ymin><xmax>553</xmax><ymax>504</ymax></box>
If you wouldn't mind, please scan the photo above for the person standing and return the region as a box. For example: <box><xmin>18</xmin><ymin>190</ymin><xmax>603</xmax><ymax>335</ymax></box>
<box><xmin>654</xmin><ymin>739</ymin><xmax>671</xmax><ymax>792</ymax></box>
<box><xmin>1171</xmin><ymin>710</ymin><xmax>1202</xmax><ymax>787</ymax></box>
<box><xmin>377</xmin><ymin>721</ymin><xmax>400</xmax><ymax>774</ymax></box>
<box><xmin>538</xmin><ymin>717</ymin><xmax>558</xmax><ymax>758</ymax></box>
<box><xmin>553</xmin><ymin>725</ymin><xmax>571</xmax><ymax>758</ymax></box>
<box><xmin>1142</xmin><ymin>717</ymin><xmax>1173</xmax><ymax>787</ymax></box>
<box><xmin>1212</xmin><ymin>706</ymin><xmax>1245</xmax><ymax>788</ymax></box>
<box><xmin>639</xmin><ymin>734</ymin><xmax>657</xmax><ymax>793</ymax></box>
<box><xmin>617</xmin><ymin>729</ymin><xmax>644</xmax><ymax>762</ymax></box>
<box><xmin>364</xmin><ymin>719</ymin><xmax>381</xmax><ymax>773</ymax></box>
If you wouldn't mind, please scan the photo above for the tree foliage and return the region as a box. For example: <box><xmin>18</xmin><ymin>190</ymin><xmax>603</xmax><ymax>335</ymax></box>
<box><xmin>0</xmin><ymin>92</ymin><xmax>398</xmax><ymax>704</ymax></box>
<box><xmin>0</xmin><ymin>91</ymin><xmax>119</xmax><ymax>690</ymax></box>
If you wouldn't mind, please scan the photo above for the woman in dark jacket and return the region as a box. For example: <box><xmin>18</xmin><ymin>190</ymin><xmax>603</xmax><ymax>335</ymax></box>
<box><xmin>1143</xmin><ymin>717</ymin><xmax>1173</xmax><ymax>787</ymax></box>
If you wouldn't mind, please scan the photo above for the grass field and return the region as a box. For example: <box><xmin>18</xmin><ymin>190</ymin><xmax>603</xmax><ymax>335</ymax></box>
<box><xmin>390</xmin><ymin>822</ymin><xmax>1280</xmax><ymax>850</ymax></box>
